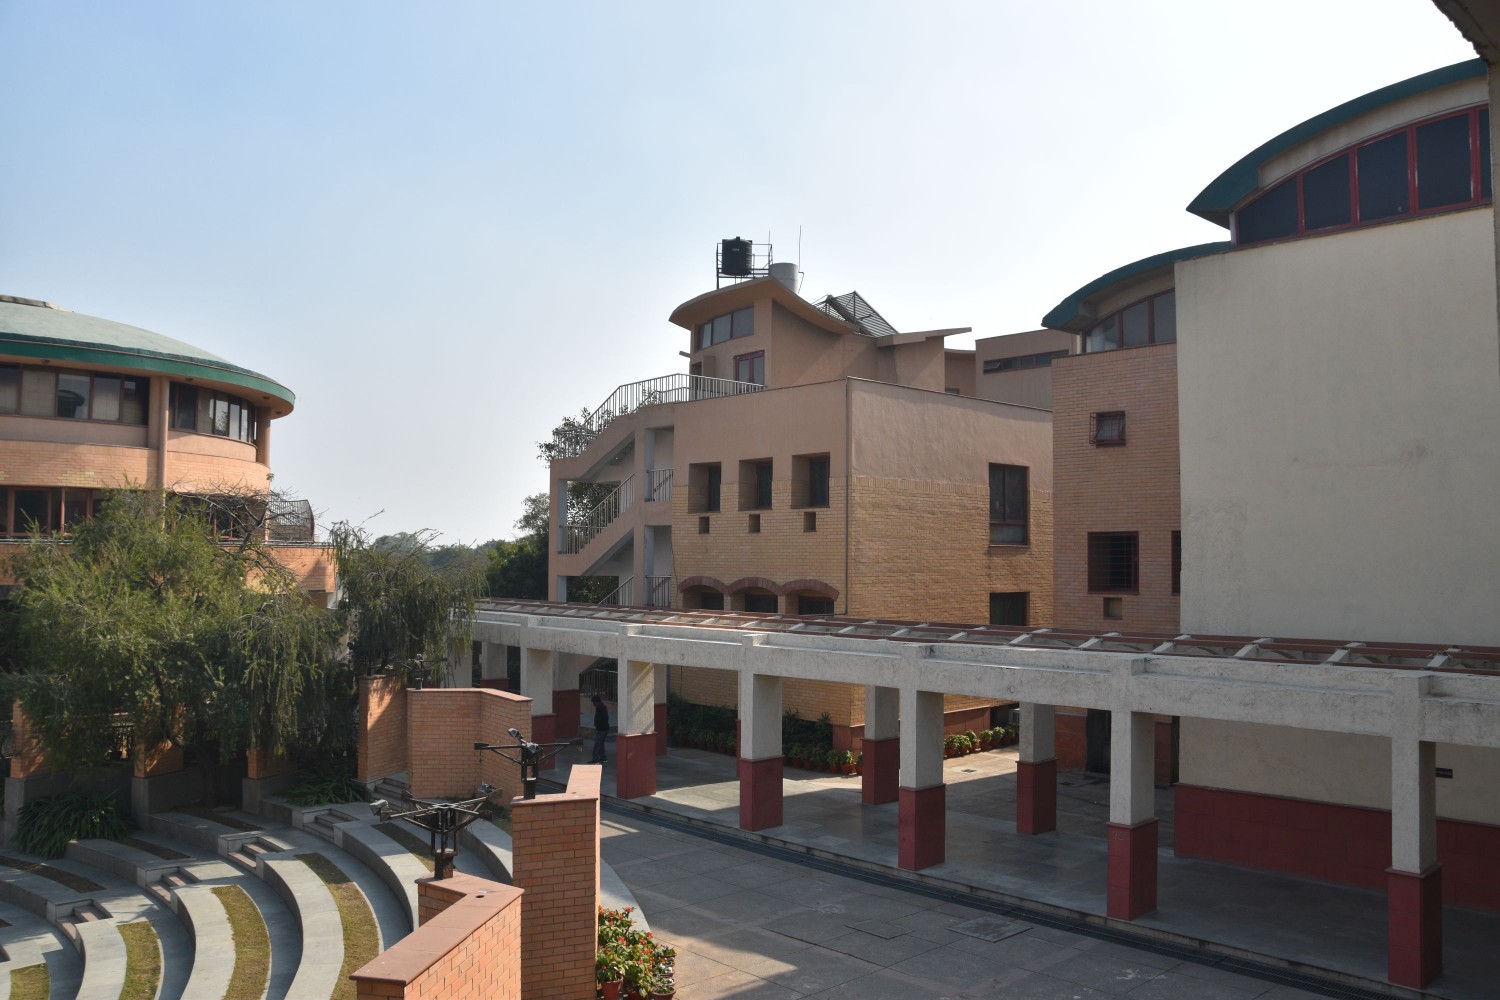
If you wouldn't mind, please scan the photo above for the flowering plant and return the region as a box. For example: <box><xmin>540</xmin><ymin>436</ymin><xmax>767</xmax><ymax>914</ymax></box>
<box><xmin>597</xmin><ymin>906</ymin><xmax>676</xmax><ymax>992</ymax></box>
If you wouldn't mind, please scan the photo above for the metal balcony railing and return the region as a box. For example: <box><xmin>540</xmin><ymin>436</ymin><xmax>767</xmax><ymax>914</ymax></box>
<box><xmin>596</xmin><ymin>577</ymin><xmax>633</xmax><ymax>607</ymax></box>
<box><xmin>549</xmin><ymin>374</ymin><xmax>766</xmax><ymax>460</ymax></box>
<box><xmin>563</xmin><ymin>476</ymin><xmax>633</xmax><ymax>555</ymax></box>
<box><xmin>645</xmin><ymin>576</ymin><xmax>673</xmax><ymax>608</ymax></box>
<box><xmin>646</xmin><ymin>468</ymin><xmax>674</xmax><ymax>503</ymax></box>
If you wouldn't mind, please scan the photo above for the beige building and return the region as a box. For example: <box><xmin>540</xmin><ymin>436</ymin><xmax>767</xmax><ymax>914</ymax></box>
<box><xmin>547</xmin><ymin>270</ymin><xmax>1056</xmax><ymax>743</ymax></box>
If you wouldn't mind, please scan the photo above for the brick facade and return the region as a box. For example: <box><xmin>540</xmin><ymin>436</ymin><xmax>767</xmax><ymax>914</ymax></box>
<box><xmin>511</xmin><ymin>767</ymin><xmax>601</xmax><ymax>1000</ymax></box>
<box><xmin>352</xmin><ymin>873</ymin><xmax>523</xmax><ymax>1000</ymax></box>
<box><xmin>1052</xmin><ymin>344</ymin><xmax>1180</xmax><ymax>632</ymax></box>
<box><xmin>358</xmin><ymin>676</ymin><xmax>409</xmax><ymax>783</ymax></box>
<box><xmin>8</xmin><ymin>706</ymin><xmax>51</xmax><ymax>779</ymax></box>
<box><xmin>406</xmin><ymin>688</ymin><xmax>532</xmax><ymax>803</ymax></box>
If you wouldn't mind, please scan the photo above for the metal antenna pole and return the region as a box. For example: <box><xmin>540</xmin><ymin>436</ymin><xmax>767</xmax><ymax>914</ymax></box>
<box><xmin>474</xmin><ymin>728</ymin><xmax>583</xmax><ymax>801</ymax></box>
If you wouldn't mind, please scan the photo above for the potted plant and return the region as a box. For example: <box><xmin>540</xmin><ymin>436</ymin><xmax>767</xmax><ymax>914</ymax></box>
<box><xmin>839</xmin><ymin>750</ymin><xmax>856</xmax><ymax>774</ymax></box>
<box><xmin>648</xmin><ymin>945</ymin><xmax>677</xmax><ymax>998</ymax></box>
<box><xmin>943</xmin><ymin>734</ymin><xmax>957</xmax><ymax>758</ymax></box>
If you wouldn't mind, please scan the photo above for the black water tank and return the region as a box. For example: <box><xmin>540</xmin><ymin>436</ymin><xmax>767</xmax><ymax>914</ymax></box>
<box><xmin>720</xmin><ymin>237</ymin><xmax>753</xmax><ymax>277</ymax></box>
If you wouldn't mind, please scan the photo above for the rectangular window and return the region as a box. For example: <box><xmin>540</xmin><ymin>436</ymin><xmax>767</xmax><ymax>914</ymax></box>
<box><xmin>121</xmin><ymin>378</ymin><xmax>146</xmax><ymax>425</ymax></box>
<box><xmin>92</xmin><ymin>377</ymin><xmax>121</xmax><ymax>422</ymax></box>
<box><xmin>982</xmin><ymin>350</ymin><xmax>1069</xmax><ymax>374</ymax></box>
<box><xmin>712</xmin><ymin>313</ymin><xmax>732</xmax><ymax>345</ymax></box>
<box><xmin>212</xmin><ymin>396</ymin><xmax>232</xmax><ymax>436</ymax></box>
<box><xmin>1152</xmin><ymin>291</ymin><xmax>1177</xmax><ymax>344</ymax></box>
<box><xmin>62</xmin><ymin>490</ymin><xmax>91</xmax><ymax>531</ymax></box>
<box><xmin>1417</xmin><ymin>113</ymin><xmax>1473</xmax><ymax>210</ymax></box>
<box><xmin>1121</xmin><ymin>300</ymin><xmax>1150</xmax><ymax>348</ymax></box>
<box><xmin>734</xmin><ymin>351</ymin><xmax>765</xmax><ymax>386</ymax></box>
<box><xmin>56</xmin><ymin>373</ymin><xmax>90</xmax><ymax>419</ymax></box>
<box><xmin>989</xmin><ymin>592</ymin><xmax>1028</xmax><ymax>627</ymax></box>
<box><xmin>1084</xmin><ymin>314</ymin><xmax>1119</xmax><ymax>354</ymax></box>
<box><xmin>21</xmin><ymin>369</ymin><xmax>54</xmax><ymax>417</ymax></box>
<box><xmin>1302</xmin><ymin>153</ymin><xmax>1352</xmax><ymax>230</ymax></box>
<box><xmin>1172</xmin><ymin>531</ymin><xmax>1182</xmax><ymax>595</ymax></box>
<box><xmin>988</xmin><ymin>464</ymin><xmax>1028</xmax><ymax>544</ymax></box>
<box><xmin>743</xmin><ymin>594</ymin><xmax>778</xmax><ymax>614</ymax></box>
<box><xmin>14</xmin><ymin>489</ymin><xmax>51</xmax><ymax>534</ymax></box>
<box><xmin>698</xmin><ymin>590</ymin><xmax>724</xmax><ymax>610</ymax></box>
<box><xmin>808</xmin><ymin>457</ymin><xmax>830</xmax><ymax>507</ymax></box>
<box><xmin>803</xmin><ymin>511</ymin><xmax>817</xmax><ymax>532</ymax></box>
<box><xmin>731</xmin><ymin>306</ymin><xmax>754</xmax><ymax>338</ymax></box>
<box><xmin>706</xmin><ymin>465</ymin><xmax>721</xmax><ymax>512</ymax></box>
<box><xmin>1357</xmin><ymin>131</ymin><xmax>1410</xmax><ymax>221</ymax></box>
<box><xmin>0</xmin><ymin>365</ymin><xmax>18</xmax><ymax>413</ymax></box>
<box><xmin>748</xmin><ymin>513</ymin><xmax>761</xmax><ymax>533</ymax></box>
<box><xmin>698</xmin><ymin>515</ymin><xmax>710</xmax><ymax>534</ymax></box>
<box><xmin>1091</xmin><ymin>411</ymin><xmax>1126</xmax><ymax>446</ymax></box>
<box><xmin>1088</xmin><ymin>533</ymin><xmax>1139</xmax><ymax>592</ymax></box>
<box><xmin>797</xmin><ymin>596</ymin><xmax>834</xmax><ymax>616</ymax></box>
<box><xmin>754</xmin><ymin>460</ymin><xmax>772</xmax><ymax>509</ymax></box>
<box><xmin>173</xmin><ymin>384</ymin><xmax>198</xmax><ymax>430</ymax></box>
<box><xmin>1237</xmin><ymin>175</ymin><xmax>1298</xmax><ymax>243</ymax></box>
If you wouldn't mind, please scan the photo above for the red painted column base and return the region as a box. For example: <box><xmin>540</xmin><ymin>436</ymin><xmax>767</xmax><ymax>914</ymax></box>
<box><xmin>1107</xmin><ymin>819</ymin><xmax>1158</xmax><ymax>919</ymax></box>
<box><xmin>615</xmin><ymin>733</ymin><xmax>657</xmax><ymax>799</ymax></box>
<box><xmin>738</xmin><ymin>756</ymin><xmax>784</xmax><ymax>831</ymax></box>
<box><xmin>898</xmin><ymin>784</ymin><xmax>945</xmax><ymax>871</ymax></box>
<box><xmin>1016</xmin><ymin>758</ymin><xmax>1057</xmax><ymax>834</ymax></box>
<box><xmin>1388</xmin><ymin>865</ymin><xmax>1443</xmax><ymax>988</ymax></box>
<box><xmin>861</xmin><ymin>736</ymin><xmax>899</xmax><ymax>805</ymax></box>
<box><xmin>655</xmin><ymin>703</ymin><xmax>668</xmax><ymax>756</ymax></box>
<box><xmin>530</xmin><ymin>714</ymin><xmax>557</xmax><ymax>771</ymax></box>
<box><xmin>552</xmin><ymin>689</ymin><xmax>580</xmax><ymax>740</ymax></box>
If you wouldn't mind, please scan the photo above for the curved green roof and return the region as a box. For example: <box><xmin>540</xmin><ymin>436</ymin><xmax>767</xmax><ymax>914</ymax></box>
<box><xmin>1041</xmin><ymin>242</ymin><xmax>1230</xmax><ymax>331</ymax></box>
<box><xmin>1187</xmin><ymin>59</ymin><xmax>1487</xmax><ymax>227</ymax></box>
<box><xmin>0</xmin><ymin>298</ymin><xmax>295</xmax><ymax>410</ymax></box>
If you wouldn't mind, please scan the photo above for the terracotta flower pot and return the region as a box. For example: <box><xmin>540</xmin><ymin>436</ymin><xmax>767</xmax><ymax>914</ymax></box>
<box><xmin>600</xmin><ymin>979</ymin><xmax>624</xmax><ymax>1000</ymax></box>
<box><xmin>841</xmin><ymin>763</ymin><xmax>854</xmax><ymax>774</ymax></box>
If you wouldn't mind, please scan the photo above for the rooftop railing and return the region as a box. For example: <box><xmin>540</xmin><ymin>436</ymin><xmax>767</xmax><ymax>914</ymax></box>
<box><xmin>548</xmin><ymin>374</ymin><xmax>765</xmax><ymax>460</ymax></box>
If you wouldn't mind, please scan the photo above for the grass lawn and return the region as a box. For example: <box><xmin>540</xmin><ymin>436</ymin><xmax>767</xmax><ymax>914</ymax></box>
<box><xmin>119</xmin><ymin>920</ymin><xmax>162</xmax><ymax>1000</ymax></box>
<box><xmin>213</xmin><ymin>885</ymin><xmax>271</xmax><ymax>1000</ymax></box>
<box><xmin>299</xmin><ymin>852</ymin><xmax>379</xmax><ymax>1000</ymax></box>
<box><xmin>10</xmin><ymin>964</ymin><xmax>48</xmax><ymax>1000</ymax></box>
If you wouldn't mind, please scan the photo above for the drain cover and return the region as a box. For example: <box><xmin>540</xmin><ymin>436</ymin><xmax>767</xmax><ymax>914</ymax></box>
<box><xmin>949</xmin><ymin>917</ymin><xmax>1029</xmax><ymax>942</ymax></box>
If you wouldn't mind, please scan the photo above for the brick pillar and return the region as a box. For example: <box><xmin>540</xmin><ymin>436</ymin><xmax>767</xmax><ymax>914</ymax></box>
<box><xmin>738</xmin><ymin>757</ymin><xmax>782</xmax><ymax>830</ymax></box>
<box><xmin>1388</xmin><ymin>867</ymin><xmax>1443</xmax><ymax>988</ymax></box>
<box><xmin>1107</xmin><ymin>707</ymin><xmax>1158</xmax><ymax>920</ymax></box>
<box><xmin>357</xmin><ymin>675</ymin><xmax>408</xmax><ymax>783</ymax></box>
<box><xmin>1018</xmin><ymin>703</ymin><xmax>1057</xmax><ymax>835</ymax></box>
<box><xmin>898</xmin><ymin>688</ymin><xmax>945</xmax><ymax>870</ymax></box>
<box><xmin>553</xmin><ymin>688</ymin><xmax>580</xmax><ymax>741</ymax></box>
<box><xmin>861</xmin><ymin>737</ymin><xmax>899</xmax><ymax>805</ymax></box>
<box><xmin>511</xmin><ymin>766</ymin><xmax>601</xmax><ymax>1000</ymax></box>
<box><xmin>9</xmin><ymin>706</ymin><xmax>52</xmax><ymax>780</ymax></box>
<box><xmin>616</xmin><ymin>660</ymin><xmax>657</xmax><ymax>799</ymax></box>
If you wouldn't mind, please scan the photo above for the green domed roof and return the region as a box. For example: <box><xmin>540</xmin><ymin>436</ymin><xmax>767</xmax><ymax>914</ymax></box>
<box><xmin>0</xmin><ymin>296</ymin><xmax>295</xmax><ymax>411</ymax></box>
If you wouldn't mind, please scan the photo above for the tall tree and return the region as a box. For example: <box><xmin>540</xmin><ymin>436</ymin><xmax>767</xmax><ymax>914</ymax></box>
<box><xmin>4</xmin><ymin>490</ymin><xmax>341</xmax><ymax>778</ymax></box>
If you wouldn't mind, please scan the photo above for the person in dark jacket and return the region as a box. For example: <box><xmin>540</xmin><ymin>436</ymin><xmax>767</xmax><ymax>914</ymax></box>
<box><xmin>589</xmin><ymin>694</ymin><xmax>610</xmax><ymax>764</ymax></box>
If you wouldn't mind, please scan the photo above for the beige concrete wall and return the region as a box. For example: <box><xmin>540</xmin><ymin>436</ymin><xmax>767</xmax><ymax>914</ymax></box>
<box><xmin>0</xmin><ymin>415</ymin><xmax>148</xmax><ymax>448</ymax></box>
<box><xmin>769</xmin><ymin>302</ymin><xmax>878</xmax><ymax>389</ymax></box>
<box><xmin>1182</xmin><ymin>717</ymin><xmax>1500</xmax><ymax>825</ymax></box>
<box><xmin>1051</xmin><ymin>343</ymin><xmax>1180</xmax><ymax>632</ymax></box>
<box><xmin>1177</xmin><ymin>208</ymin><xmax>1500</xmax><ymax>644</ymax></box>
<box><xmin>973</xmin><ymin>329</ymin><xmax>1075</xmax><ymax>409</ymax></box>
<box><xmin>944</xmin><ymin>350</ymin><xmax>976</xmax><ymax>397</ymax></box>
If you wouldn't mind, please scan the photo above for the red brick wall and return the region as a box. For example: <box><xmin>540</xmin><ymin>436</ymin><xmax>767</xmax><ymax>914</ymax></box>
<box><xmin>246</xmin><ymin>748</ymin><xmax>294</xmax><ymax>780</ymax></box>
<box><xmin>133</xmin><ymin>737</ymin><xmax>185</xmax><ymax>778</ymax></box>
<box><xmin>352</xmin><ymin>872</ymin><xmax>523</xmax><ymax>999</ymax></box>
<box><xmin>406</xmin><ymin>688</ymin><xmax>532</xmax><ymax>803</ymax></box>
<box><xmin>1176</xmin><ymin>784</ymin><xmax>1500</xmax><ymax>911</ymax></box>
<box><xmin>9</xmin><ymin>706</ymin><xmax>51</xmax><ymax>780</ymax></box>
<box><xmin>358</xmin><ymin>676</ymin><xmax>409</xmax><ymax>783</ymax></box>
<box><xmin>1052</xmin><ymin>345</ymin><xmax>1180</xmax><ymax>632</ymax></box>
<box><xmin>511</xmin><ymin>767</ymin><xmax>600</xmax><ymax>1000</ymax></box>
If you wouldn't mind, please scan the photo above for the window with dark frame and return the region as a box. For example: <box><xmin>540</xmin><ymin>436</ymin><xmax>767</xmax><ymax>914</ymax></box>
<box><xmin>0</xmin><ymin>486</ymin><xmax>99</xmax><ymax>536</ymax></box>
<box><xmin>0</xmin><ymin>363</ymin><xmax>150</xmax><ymax>426</ymax></box>
<box><xmin>1083</xmin><ymin>291</ymin><xmax>1176</xmax><ymax>353</ymax></box>
<box><xmin>167</xmin><ymin>383</ymin><xmax>257</xmax><ymax>442</ymax></box>
<box><xmin>753</xmin><ymin>461</ymin><xmax>772</xmax><ymax>509</ymax></box>
<box><xmin>743</xmin><ymin>593</ymin><xmax>777</xmax><ymax>614</ymax></box>
<box><xmin>1091</xmin><ymin>411</ymin><xmax>1126</xmax><ymax>446</ymax></box>
<box><xmin>797</xmin><ymin>595</ymin><xmax>835</xmax><ymax>616</ymax></box>
<box><xmin>808</xmin><ymin>456</ymin><xmax>830</xmax><ymax>507</ymax></box>
<box><xmin>734</xmin><ymin>351</ymin><xmax>765</xmax><ymax>386</ymax></box>
<box><xmin>1088</xmin><ymin>533</ymin><xmax>1139</xmax><ymax>592</ymax></box>
<box><xmin>697</xmin><ymin>590</ymin><xmax>724</xmax><ymax>611</ymax></box>
<box><xmin>706</xmin><ymin>465</ymin><xmax>722</xmax><ymax>512</ymax></box>
<box><xmin>1172</xmin><ymin>531</ymin><xmax>1182</xmax><ymax>595</ymax></box>
<box><xmin>988</xmin><ymin>464</ymin><xmax>1028</xmax><ymax>545</ymax></box>
<box><xmin>982</xmin><ymin>350</ymin><xmax>1069</xmax><ymax>374</ymax></box>
<box><xmin>1234</xmin><ymin>105</ymin><xmax>1492</xmax><ymax>246</ymax></box>
<box><xmin>696</xmin><ymin>307</ymin><xmax>755</xmax><ymax>349</ymax></box>
<box><xmin>989</xmin><ymin>592</ymin><xmax>1028</xmax><ymax>627</ymax></box>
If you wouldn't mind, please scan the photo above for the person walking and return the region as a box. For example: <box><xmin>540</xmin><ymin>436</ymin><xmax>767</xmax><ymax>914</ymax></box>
<box><xmin>589</xmin><ymin>693</ymin><xmax>611</xmax><ymax>764</ymax></box>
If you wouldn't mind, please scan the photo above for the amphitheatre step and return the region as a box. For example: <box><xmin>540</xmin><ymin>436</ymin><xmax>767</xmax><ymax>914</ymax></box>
<box><xmin>0</xmin><ymin>898</ymin><xmax>83</xmax><ymax>1000</ymax></box>
<box><xmin>320</xmin><ymin>817</ymin><xmax>426</xmax><ymax>931</ymax></box>
<box><xmin>260</xmin><ymin>855</ymin><xmax>344</xmax><ymax>1000</ymax></box>
<box><xmin>170</xmin><ymin>883</ymin><xmax>235</xmax><ymax>1000</ymax></box>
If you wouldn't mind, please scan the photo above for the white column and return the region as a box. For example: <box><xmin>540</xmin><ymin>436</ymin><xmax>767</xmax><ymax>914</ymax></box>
<box><xmin>1110</xmin><ymin>710</ymin><xmax>1156</xmax><ymax>826</ymax></box>
<box><xmin>1020</xmin><ymin>703</ymin><xmax>1055</xmax><ymax>762</ymax></box>
<box><xmin>480</xmin><ymin>642</ymin><xmax>504</xmax><ymax>681</ymax></box>
<box><xmin>899</xmin><ymin>689</ymin><xmax>944</xmax><ymax>789</ymax></box>
<box><xmin>1391</xmin><ymin>673</ymin><xmax>1437</xmax><ymax>873</ymax></box>
<box><xmin>619</xmin><ymin>660</ymin><xmax>656</xmax><ymax>735</ymax></box>
<box><xmin>520</xmin><ymin>647</ymin><xmax>554</xmax><ymax>715</ymax></box>
<box><xmin>739</xmin><ymin>672</ymin><xmax>783</xmax><ymax>760</ymax></box>
<box><xmin>865</xmin><ymin>686</ymin><xmax>898</xmax><ymax>740</ymax></box>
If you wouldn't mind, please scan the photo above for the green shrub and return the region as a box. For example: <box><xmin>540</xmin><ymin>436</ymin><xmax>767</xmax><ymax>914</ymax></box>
<box><xmin>282</xmin><ymin>767</ymin><xmax>368</xmax><ymax>807</ymax></box>
<box><xmin>16</xmin><ymin>790</ymin><xmax>129</xmax><ymax>858</ymax></box>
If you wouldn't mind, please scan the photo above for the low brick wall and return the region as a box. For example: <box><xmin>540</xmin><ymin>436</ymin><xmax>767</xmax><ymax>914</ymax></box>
<box><xmin>351</xmin><ymin>873</ymin><xmax>523</xmax><ymax>999</ymax></box>
<box><xmin>358</xmin><ymin>676</ymin><xmax>409</xmax><ymax>782</ymax></box>
<box><xmin>407</xmin><ymin>688</ymin><xmax>532</xmax><ymax>804</ymax></box>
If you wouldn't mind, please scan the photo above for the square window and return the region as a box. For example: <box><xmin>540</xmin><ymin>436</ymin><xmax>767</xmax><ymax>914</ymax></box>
<box><xmin>1088</xmin><ymin>533</ymin><xmax>1139</xmax><ymax>592</ymax></box>
<box><xmin>734</xmin><ymin>351</ymin><xmax>765</xmax><ymax>386</ymax></box>
<box><xmin>1103</xmin><ymin>596</ymin><xmax>1124</xmax><ymax>619</ymax></box>
<box><xmin>989</xmin><ymin>592</ymin><xmax>1028</xmax><ymax>627</ymax></box>
<box><xmin>1091</xmin><ymin>411</ymin><xmax>1126</xmax><ymax>446</ymax></box>
<box><xmin>988</xmin><ymin>464</ymin><xmax>1028</xmax><ymax>544</ymax></box>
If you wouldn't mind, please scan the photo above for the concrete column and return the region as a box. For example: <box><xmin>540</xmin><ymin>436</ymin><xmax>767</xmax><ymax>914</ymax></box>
<box><xmin>654</xmin><ymin>665</ymin><xmax>669</xmax><ymax>756</ymax></box>
<box><xmin>898</xmin><ymin>688</ymin><xmax>945</xmax><ymax>870</ymax></box>
<box><xmin>861</xmin><ymin>685</ymin><xmax>899</xmax><ymax>805</ymax></box>
<box><xmin>1388</xmin><ymin>673</ymin><xmax>1441</xmax><ymax>988</ymax></box>
<box><xmin>1017</xmin><ymin>702</ymin><xmax>1057</xmax><ymax>835</ymax></box>
<box><xmin>479</xmin><ymin>641</ymin><xmax>508</xmax><ymax>690</ymax></box>
<box><xmin>615</xmin><ymin>660</ymin><xmax>657</xmax><ymax>799</ymax></box>
<box><xmin>521</xmin><ymin>647</ymin><xmax>557</xmax><ymax>770</ymax></box>
<box><xmin>738</xmin><ymin>671</ymin><xmax>784</xmax><ymax>831</ymax></box>
<box><xmin>1107</xmin><ymin>709</ymin><xmax>1158</xmax><ymax>920</ymax></box>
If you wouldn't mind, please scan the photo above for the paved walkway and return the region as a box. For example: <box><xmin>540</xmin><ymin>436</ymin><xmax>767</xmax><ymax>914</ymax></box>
<box><xmin>556</xmin><ymin>740</ymin><xmax>1500</xmax><ymax>999</ymax></box>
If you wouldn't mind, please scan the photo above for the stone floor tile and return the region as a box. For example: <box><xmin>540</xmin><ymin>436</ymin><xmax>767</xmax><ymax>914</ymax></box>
<box><xmin>819</xmin><ymin>927</ymin><xmax>943</xmax><ymax>966</ymax></box>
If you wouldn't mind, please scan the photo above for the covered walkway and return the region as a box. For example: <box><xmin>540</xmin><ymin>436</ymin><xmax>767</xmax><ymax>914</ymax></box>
<box><xmin>549</xmin><ymin>741</ymin><xmax>1499</xmax><ymax>999</ymax></box>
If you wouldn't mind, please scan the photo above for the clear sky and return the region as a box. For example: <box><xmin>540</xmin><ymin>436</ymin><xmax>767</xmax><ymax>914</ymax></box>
<box><xmin>0</xmin><ymin>2</ymin><xmax>1475</xmax><ymax>544</ymax></box>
